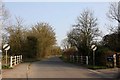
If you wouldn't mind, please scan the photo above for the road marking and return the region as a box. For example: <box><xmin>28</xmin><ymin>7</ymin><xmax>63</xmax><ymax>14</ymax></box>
<box><xmin>89</xmin><ymin>69</ymin><xmax>101</xmax><ymax>74</ymax></box>
<box><xmin>26</xmin><ymin>63</ymin><xmax>31</xmax><ymax>80</ymax></box>
<box><xmin>88</xmin><ymin>69</ymin><xmax>116</xmax><ymax>78</ymax></box>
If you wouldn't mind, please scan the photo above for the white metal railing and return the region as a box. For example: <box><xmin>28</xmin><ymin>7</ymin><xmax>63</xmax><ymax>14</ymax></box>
<box><xmin>10</xmin><ymin>55</ymin><xmax>22</xmax><ymax>68</ymax></box>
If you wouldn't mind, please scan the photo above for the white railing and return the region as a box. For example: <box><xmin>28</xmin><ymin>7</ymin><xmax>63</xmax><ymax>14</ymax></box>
<box><xmin>69</xmin><ymin>55</ymin><xmax>88</xmax><ymax>65</ymax></box>
<box><xmin>10</xmin><ymin>55</ymin><xmax>22</xmax><ymax>68</ymax></box>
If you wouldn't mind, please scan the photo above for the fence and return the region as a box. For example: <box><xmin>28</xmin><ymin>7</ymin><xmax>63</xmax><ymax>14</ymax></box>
<box><xmin>69</xmin><ymin>55</ymin><xmax>88</xmax><ymax>65</ymax></box>
<box><xmin>10</xmin><ymin>55</ymin><xmax>22</xmax><ymax>68</ymax></box>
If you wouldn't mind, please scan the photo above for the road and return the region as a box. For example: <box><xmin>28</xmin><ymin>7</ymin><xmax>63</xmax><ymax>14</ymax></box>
<box><xmin>2</xmin><ymin>57</ymin><xmax>119</xmax><ymax>79</ymax></box>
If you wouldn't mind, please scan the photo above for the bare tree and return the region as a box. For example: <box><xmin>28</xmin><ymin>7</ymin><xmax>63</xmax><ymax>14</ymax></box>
<box><xmin>107</xmin><ymin>2</ymin><xmax>120</xmax><ymax>23</ymax></box>
<box><xmin>61</xmin><ymin>38</ymin><xmax>71</xmax><ymax>50</ymax></box>
<box><xmin>103</xmin><ymin>2</ymin><xmax>120</xmax><ymax>52</ymax></box>
<box><xmin>6</xmin><ymin>17</ymin><xmax>27</xmax><ymax>56</ymax></box>
<box><xmin>1</xmin><ymin>3</ymin><xmax>11</xmax><ymax>44</ymax></box>
<box><xmin>0</xmin><ymin>3</ymin><xmax>10</xmax><ymax>49</ymax></box>
<box><xmin>107</xmin><ymin>2</ymin><xmax>120</xmax><ymax>32</ymax></box>
<box><xmin>67</xmin><ymin>9</ymin><xmax>100</xmax><ymax>56</ymax></box>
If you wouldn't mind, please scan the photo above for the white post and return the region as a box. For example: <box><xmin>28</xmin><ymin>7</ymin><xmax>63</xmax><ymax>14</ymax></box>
<box><xmin>18</xmin><ymin>55</ymin><xmax>20</xmax><ymax>63</ymax></box>
<box><xmin>18</xmin><ymin>56</ymin><xmax>19</xmax><ymax>63</ymax></box>
<box><xmin>0</xmin><ymin>61</ymin><xmax>1</xmax><ymax>76</ymax></box>
<box><xmin>17</xmin><ymin>56</ymin><xmax>19</xmax><ymax>64</ymax></box>
<box><xmin>19</xmin><ymin>55</ymin><xmax>21</xmax><ymax>63</ymax></box>
<box><xmin>86</xmin><ymin>56</ymin><xmax>88</xmax><ymax>65</ymax></box>
<box><xmin>10</xmin><ymin>56</ymin><xmax>13</xmax><ymax>67</ymax></box>
<box><xmin>16</xmin><ymin>56</ymin><xmax>18</xmax><ymax>64</ymax></box>
<box><xmin>21</xmin><ymin>55</ymin><xmax>22</xmax><ymax>62</ymax></box>
<box><xmin>113</xmin><ymin>54</ymin><xmax>116</xmax><ymax>67</ymax></box>
<box><xmin>14</xmin><ymin>56</ymin><xmax>16</xmax><ymax>65</ymax></box>
<box><xmin>19</xmin><ymin>55</ymin><xmax>20</xmax><ymax>63</ymax></box>
<box><xmin>0</xmin><ymin>61</ymin><xmax>1</xmax><ymax>70</ymax></box>
<box><xmin>16</xmin><ymin>56</ymin><xmax>17</xmax><ymax>64</ymax></box>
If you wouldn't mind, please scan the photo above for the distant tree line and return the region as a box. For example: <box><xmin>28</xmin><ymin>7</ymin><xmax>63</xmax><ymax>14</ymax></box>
<box><xmin>1</xmin><ymin>4</ymin><xmax>62</xmax><ymax>60</ymax></box>
<box><xmin>2</xmin><ymin>17</ymin><xmax>61</xmax><ymax>59</ymax></box>
<box><xmin>4</xmin><ymin>20</ymin><xmax>61</xmax><ymax>59</ymax></box>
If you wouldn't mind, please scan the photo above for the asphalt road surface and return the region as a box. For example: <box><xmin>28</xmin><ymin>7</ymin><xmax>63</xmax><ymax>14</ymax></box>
<box><xmin>2</xmin><ymin>57</ymin><xmax>119</xmax><ymax>78</ymax></box>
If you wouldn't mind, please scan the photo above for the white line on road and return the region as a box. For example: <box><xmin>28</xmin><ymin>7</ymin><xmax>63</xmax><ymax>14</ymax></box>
<box><xmin>88</xmin><ymin>69</ymin><xmax>115</xmax><ymax>78</ymax></box>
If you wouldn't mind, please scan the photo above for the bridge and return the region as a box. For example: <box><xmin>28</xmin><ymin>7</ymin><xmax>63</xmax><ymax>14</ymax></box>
<box><xmin>2</xmin><ymin>56</ymin><xmax>119</xmax><ymax>79</ymax></box>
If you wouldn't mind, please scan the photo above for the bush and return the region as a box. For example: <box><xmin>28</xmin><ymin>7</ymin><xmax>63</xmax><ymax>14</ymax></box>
<box><xmin>95</xmin><ymin>46</ymin><xmax>115</xmax><ymax>66</ymax></box>
<box><xmin>62</xmin><ymin>47</ymin><xmax>78</xmax><ymax>61</ymax></box>
<box><xmin>2</xmin><ymin>65</ymin><xmax>12</xmax><ymax>69</ymax></box>
<box><xmin>87</xmin><ymin>65</ymin><xmax>107</xmax><ymax>70</ymax></box>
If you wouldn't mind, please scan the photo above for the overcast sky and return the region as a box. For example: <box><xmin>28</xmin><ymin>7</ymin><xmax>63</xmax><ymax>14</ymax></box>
<box><xmin>4</xmin><ymin>2</ymin><xmax>116</xmax><ymax>46</ymax></box>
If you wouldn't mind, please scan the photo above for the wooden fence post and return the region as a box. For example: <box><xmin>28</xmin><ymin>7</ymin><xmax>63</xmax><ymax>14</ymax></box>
<box><xmin>17</xmin><ymin>56</ymin><xmax>19</xmax><ymax>64</ymax></box>
<box><xmin>113</xmin><ymin>54</ymin><xmax>116</xmax><ymax>67</ymax></box>
<box><xmin>9</xmin><ymin>55</ymin><xmax>23</xmax><ymax>68</ymax></box>
<box><xmin>17</xmin><ymin>56</ymin><xmax>18</xmax><ymax>64</ymax></box>
<box><xmin>10</xmin><ymin>56</ymin><xmax>13</xmax><ymax>67</ymax></box>
<box><xmin>86</xmin><ymin>56</ymin><xmax>88</xmax><ymax>65</ymax></box>
<box><xmin>14</xmin><ymin>56</ymin><xmax>16</xmax><ymax>65</ymax></box>
<box><xmin>21</xmin><ymin>55</ymin><xmax>22</xmax><ymax>62</ymax></box>
<box><xmin>16</xmin><ymin>56</ymin><xmax>18</xmax><ymax>64</ymax></box>
<box><xmin>19</xmin><ymin>55</ymin><xmax>20</xmax><ymax>63</ymax></box>
<box><xmin>0</xmin><ymin>61</ymin><xmax>1</xmax><ymax>69</ymax></box>
<box><xmin>18</xmin><ymin>56</ymin><xmax>19</xmax><ymax>64</ymax></box>
<box><xmin>0</xmin><ymin>61</ymin><xmax>1</xmax><ymax>75</ymax></box>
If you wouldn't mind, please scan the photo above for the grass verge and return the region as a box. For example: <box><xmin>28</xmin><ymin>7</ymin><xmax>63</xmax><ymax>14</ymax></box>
<box><xmin>60</xmin><ymin>57</ymin><xmax>108</xmax><ymax>70</ymax></box>
<box><xmin>86</xmin><ymin>65</ymin><xmax>107</xmax><ymax>70</ymax></box>
<box><xmin>2</xmin><ymin>65</ymin><xmax>13</xmax><ymax>69</ymax></box>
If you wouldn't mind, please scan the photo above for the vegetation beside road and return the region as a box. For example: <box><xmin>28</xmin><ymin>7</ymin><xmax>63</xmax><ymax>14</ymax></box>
<box><xmin>61</xmin><ymin>3</ymin><xmax>120</xmax><ymax>68</ymax></box>
<box><xmin>2</xmin><ymin>3</ymin><xmax>120</xmax><ymax>68</ymax></box>
<box><xmin>2</xmin><ymin>65</ymin><xmax>13</xmax><ymax>69</ymax></box>
<box><xmin>86</xmin><ymin>65</ymin><xmax>107</xmax><ymax>70</ymax></box>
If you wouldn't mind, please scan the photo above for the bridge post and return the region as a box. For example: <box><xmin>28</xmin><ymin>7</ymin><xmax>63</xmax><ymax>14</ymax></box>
<box><xmin>113</xmin><ymin>54</ymin><xmax>116</xmax><ymax>67</ymax></box>
<box><xmin>86</xmin><ymin>56</ymin><xmax>88</xmax><ymax>65</ymax></box>
<box><xmin>21</xmin><ymin>55</ymin><xmax>22</xmax><ymax>62</ymax></box>
<box><xmin>14</xmin><ymin>56</ymin><xmax>16</xmax><ymax>65</ymax></box>
<box><xmin>19</xmin><ymin>55</ymin><xmax>20</xmax><ymax>63</ymax></box>
<box><xmin>10</xmin><ymin>56</ymin><xmax>13</xmax><ymax>67</ymax></box>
